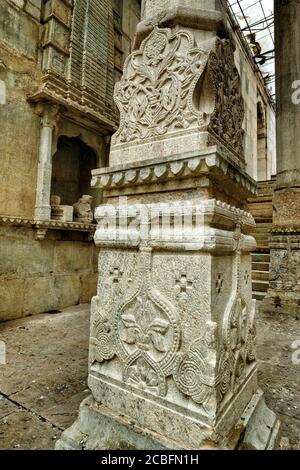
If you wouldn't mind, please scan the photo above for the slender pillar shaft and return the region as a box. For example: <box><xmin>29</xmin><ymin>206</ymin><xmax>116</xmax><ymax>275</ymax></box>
<box><xmin>34</xmin><ymin>104</ymin><xmax>59</xmax><ymax>221</ymax></box>
<box><xmin>275</xmin><ymin>0</ymin><xmax>300</xmax><ymax>189</ymax></box>
<box><xmin>261</xmin><ymin>1</ymin><xmax>300</xmax><ymax>315</ymax></box>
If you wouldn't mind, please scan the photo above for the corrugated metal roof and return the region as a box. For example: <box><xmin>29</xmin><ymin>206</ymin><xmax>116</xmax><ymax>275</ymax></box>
<box><xmin>226</xmin><ymin>0</ymin><xmax>275</xmax><ymax>99</ymax></box>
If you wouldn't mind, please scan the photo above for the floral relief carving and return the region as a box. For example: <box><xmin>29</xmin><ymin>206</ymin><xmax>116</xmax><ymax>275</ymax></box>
<box><xmin>112</xmin><ymin>27</ymin><xmax>245</xmax><ymax>164</ymax></box>
<box><xmin>116</xmin><ymin>245</ymin><xmax>180</xmax><ymax>396</ymax></box>
<box><xmin>113</xmin><ymin>27</ymin><xmax>209</xmax><ymax>144</ymax></box>
<box><xmin>121</xmin><ymin>309</ymin><xmax>170</xmax><ymax>353</ymax></box>
<box><xmin>217</xmin><ymin>226</ymin><xmax>256</xmax><ymax>405</ymax></box>
<box><xmin>91</xmin><ymin>315</ymin><xmax>115</xmax><ymax>363</ymax></box>
<box><xmin>207</xmin><ymin>38</ymin><xmax>245</xmax><ymax>159</ymax></box>
<box><xmin>92</xmin><ymin>245</ymin><xmax>180</xmax><ymax>397</ymax></box>
<box><xmin>173</xmin><ymin>321</ymin><xmax>217</xmax><ymax>411</ymax></box>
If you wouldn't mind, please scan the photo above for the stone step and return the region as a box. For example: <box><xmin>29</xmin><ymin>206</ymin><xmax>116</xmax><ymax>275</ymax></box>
<box><xmin>252</xmin><ymin>270</ymin><xmax>269</xmax><ymax>281</ymax></box>
<box><xmin>251</xmin><ymin>224</ymin><xmax>272</xmax><ymax>232</ymax></box>
<box><xmin>252</xmin><ymin>280</ymin><xmax>269</xmax><ymax>292</ymax></box>
<box><xmin>251</xmin><ymin>234</ymin><xmax>270</xmax><ymax>242</ymax></box>
<box><xmin>253</xmin><ymin>217</ymin><xmax>273</xmax><ymax>224</ymax></box>
<box><xmin>248</xmin><ymin>201</ymin><xmax>273</xmax><ymax>210</ymax></box>
<box><xmin>252</xmin><ymin>261</ymin><xmax>270</xmax><ymax>271</ymax></box>
<box><xmin>250</xmin><ymin>210</ymin><xmax>273</xmax><ymax>220</ymax></box>
<box><xmin>248</xmin><ymin>194</ymin><xmax>272</xmax><ymax>205</ymax></box>
<box><xmin>252</xmin><ymin>253</ymin><xmax>270</xmax><ymax>262</ymax></box>
<box><xmin>252</xmin><ymin>291</ymin><xmax>267</xmax><ymax>301</ymax></box>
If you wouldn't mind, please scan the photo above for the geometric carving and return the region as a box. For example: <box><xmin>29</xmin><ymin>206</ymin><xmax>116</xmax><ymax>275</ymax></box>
<box><xmin>175</xmin><ymin>272</ymin><xmax>193</xmax><ymax>295</ymax></box>
<box><xmin>244</xmin><ymin>271</ymin><xmax>250</xmax><ymax>285</ymax></box>
<box><xmin>91</xmin><ymin>152</ymin><xmax>257</xmax><ymax>193</ymax></box>
<box><xmin>109</xmin><ymin>267</ymin><xmax>124</xmax><ymax>284</ymax></box>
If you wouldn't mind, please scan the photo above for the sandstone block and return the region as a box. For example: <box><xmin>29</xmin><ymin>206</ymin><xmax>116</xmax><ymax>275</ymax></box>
<box><xmin>0</xmin><ymin>278</ymin><xmax>25</xmax><ymax>321</ymax></box>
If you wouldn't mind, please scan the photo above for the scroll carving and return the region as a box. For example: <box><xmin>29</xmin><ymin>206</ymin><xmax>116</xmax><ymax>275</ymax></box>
<box><xmin>217</xmin><ymin>226</ymin><xmax>257</xmax><ymax>405</ymax></box>
<box><xmin>113</xmin><ymin>27</ymin><xmax>209</xmax><ymax>144</ymax></box>
<box><xmin>113</xmin><ymin>27</ymin><xmax>245</xmax><ymax>163</ymax></box>
<box><xmin>91</xmin><ymin>245</ymin><xmax>181</xmax><ymax>398</ymax></box>
<box><xmin>207</xmin><ymin>38</ymin><xmax>245</xmax><ymax>160</ymax></box>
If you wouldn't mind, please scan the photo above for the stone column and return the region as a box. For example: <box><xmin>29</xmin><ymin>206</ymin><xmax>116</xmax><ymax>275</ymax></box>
<box><xmin>34</xmin><ymin>104</ymin><xmax>60</xmax><ymax>221</ymax></box>
<box><xmin>262</xmin><ymin>0</ymin><xmax>300</xmax><ymax>315</ymax></box>
<box><xmin>57</xmin><ymin>0</ymin><xmax>279</xmax><ymax>450</ymax></box>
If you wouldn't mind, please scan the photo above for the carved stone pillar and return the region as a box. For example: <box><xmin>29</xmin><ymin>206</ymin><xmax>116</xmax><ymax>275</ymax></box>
<box><xmin>261</xmin><ymin>0</ymin><xmax>300</xmax><ymax>316</ymax></box>
<box><xmin>34</xmin><ymin>104</ymin><xmax>60</xmax><ymax>221</ymax></box>
<box><xmin>56</xmin><ymin>0</ymin><xmax>279</xmax><ymax>450</ymax></box>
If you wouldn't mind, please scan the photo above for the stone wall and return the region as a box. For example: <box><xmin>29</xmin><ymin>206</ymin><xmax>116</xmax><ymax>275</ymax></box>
<box><xmin>0</xmin><ymin>226</ymin><xmax>98</xmax><ymax>322</ymax></box>
<box><xmin>0</xmin><ymin>0</ymin><xmax>132</xmax><ymax>322</ymax></box>
<box><xmin>0</xmin><ymin>0</ymin><xmax>42</xmax><ymax>218</ymax></box>
<box><xmin>233</xmin><ymin>27</ymin><xmax>275</xmax><ymax>181</ymax></box>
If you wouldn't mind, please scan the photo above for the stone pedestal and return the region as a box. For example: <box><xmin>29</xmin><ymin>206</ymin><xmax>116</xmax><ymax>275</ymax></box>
<box><xmin>56</xmin><ymin>0</ymin><xmax>279</xmax><ymax>450</ymax></box>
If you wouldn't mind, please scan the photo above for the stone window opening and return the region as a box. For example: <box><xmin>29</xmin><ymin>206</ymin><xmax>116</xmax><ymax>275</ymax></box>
<box><xmin>50</xmin><ymin>135</ymin><xmax>98</xmax><ymax>223</ymax></box>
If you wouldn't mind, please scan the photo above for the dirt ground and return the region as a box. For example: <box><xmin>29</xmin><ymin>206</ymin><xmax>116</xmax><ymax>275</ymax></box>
<box><xmin>0</xmin><ymin>303</ymin><xmax>299</xmax><ymax>450</ymax></box>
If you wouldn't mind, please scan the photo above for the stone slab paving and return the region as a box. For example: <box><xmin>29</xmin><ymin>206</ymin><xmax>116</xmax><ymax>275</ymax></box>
<box><xmin>0</xmin><ymin>304</ymin><xmax>90</xmax><ymax>450</ymax></box>
<box><xmin>0</xmin><ymin>303</ymin><xmax>299</xmax><ymax>449</ymax></box>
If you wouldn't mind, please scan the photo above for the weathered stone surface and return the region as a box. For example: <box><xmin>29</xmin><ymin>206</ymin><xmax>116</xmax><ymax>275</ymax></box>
<box><xmin>273</xmin><ymin>188</ymin><xmax>300</xmax><ymax>228</ymax></box>
<box><xmin>111</xmin><ymin>27</ymin><xmax>245</xmax><ymax>168</ymax></box>
<box><xmin>54</xmin><ymin>242</ymin><xmax>93</xmax><ymax>273</ymax></box>
<box><xmin>0</xmin><ymin>226</ymin><xmax>97</xmax><ymax>321</ymax></box>
<box><xmin>79</xmin><ymin>273</ymin><xmax>98</xmax><ymax>304</ymax></box>
<box><xmin>23</xmin><ymin>274</ymin><xmax>80</xmax><ymax>316</ymax></box>
<box><xmin>0</xmin><ymin>305</ymin><xmax>90</xmax><ymax>450</ymax></box>
<box><xmin>0</xmin><ymin>278</ymin><xmax>25</xmax><ymax>322</ymax></box>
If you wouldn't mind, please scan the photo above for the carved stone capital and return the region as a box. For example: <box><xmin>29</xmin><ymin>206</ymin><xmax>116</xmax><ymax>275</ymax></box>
<box><xmin>111</xmin><ymin>27</ymin><xmax>245</xmax><ymax>168</ymax></box>
<box><xmin>35</xmin><ymin>103</ymin><xmax>60</xmax><ymax>128</ymax></box>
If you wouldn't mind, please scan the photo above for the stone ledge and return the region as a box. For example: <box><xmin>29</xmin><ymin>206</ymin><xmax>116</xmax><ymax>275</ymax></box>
<box><xmin>91</xmin><ymin>147</ymin><xmax>257</xmax><ymax>198</ymax></box>
<box><xmin>0</xmin><ymin>216</ymin><xmax>96</xmax><ymax>240</ymax></box>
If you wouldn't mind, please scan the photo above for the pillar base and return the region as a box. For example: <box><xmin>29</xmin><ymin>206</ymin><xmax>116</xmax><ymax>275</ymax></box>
<box><xmin>260</xmin><ymin>290</ymin><xmax>300</xmax><ymax>317</ymax></box>
<box><xmin>56</xmin><ymin>390</ymin><xmax>280</xmax><ymax>450</ymax></box>
<box><xmin>263</xmin><ymin>231</ymin><xmax>300</xmax><ymax>316</ymax></box>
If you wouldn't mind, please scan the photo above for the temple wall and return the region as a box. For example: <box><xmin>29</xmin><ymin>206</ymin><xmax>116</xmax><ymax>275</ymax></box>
<box><xmin>0</xmin><ymin>1</ymin><xmax>42</xmax><ymax>218</ymax></box>
<box><xmin>0</xmin><ymin>0</ymin><xmax>133</xmax><ymax>322</ymax></box>
<box><xmin>0</xmin><ymin>226</ymin><xmax>98</xmax><ymax>322</ymax></box>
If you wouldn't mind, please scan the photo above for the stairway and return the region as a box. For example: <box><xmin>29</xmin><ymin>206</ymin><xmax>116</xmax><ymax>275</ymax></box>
<box><xmin>248</xmin><ymin>179</ymin><xmax>275</xmax><ymax>301</ymax></box>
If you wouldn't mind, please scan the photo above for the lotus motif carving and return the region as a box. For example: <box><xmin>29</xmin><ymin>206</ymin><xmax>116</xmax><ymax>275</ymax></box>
<box><xmin>121</xmin><ymin>310</ymin><xmax>169</xmax><ymax>353</ymax></box>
